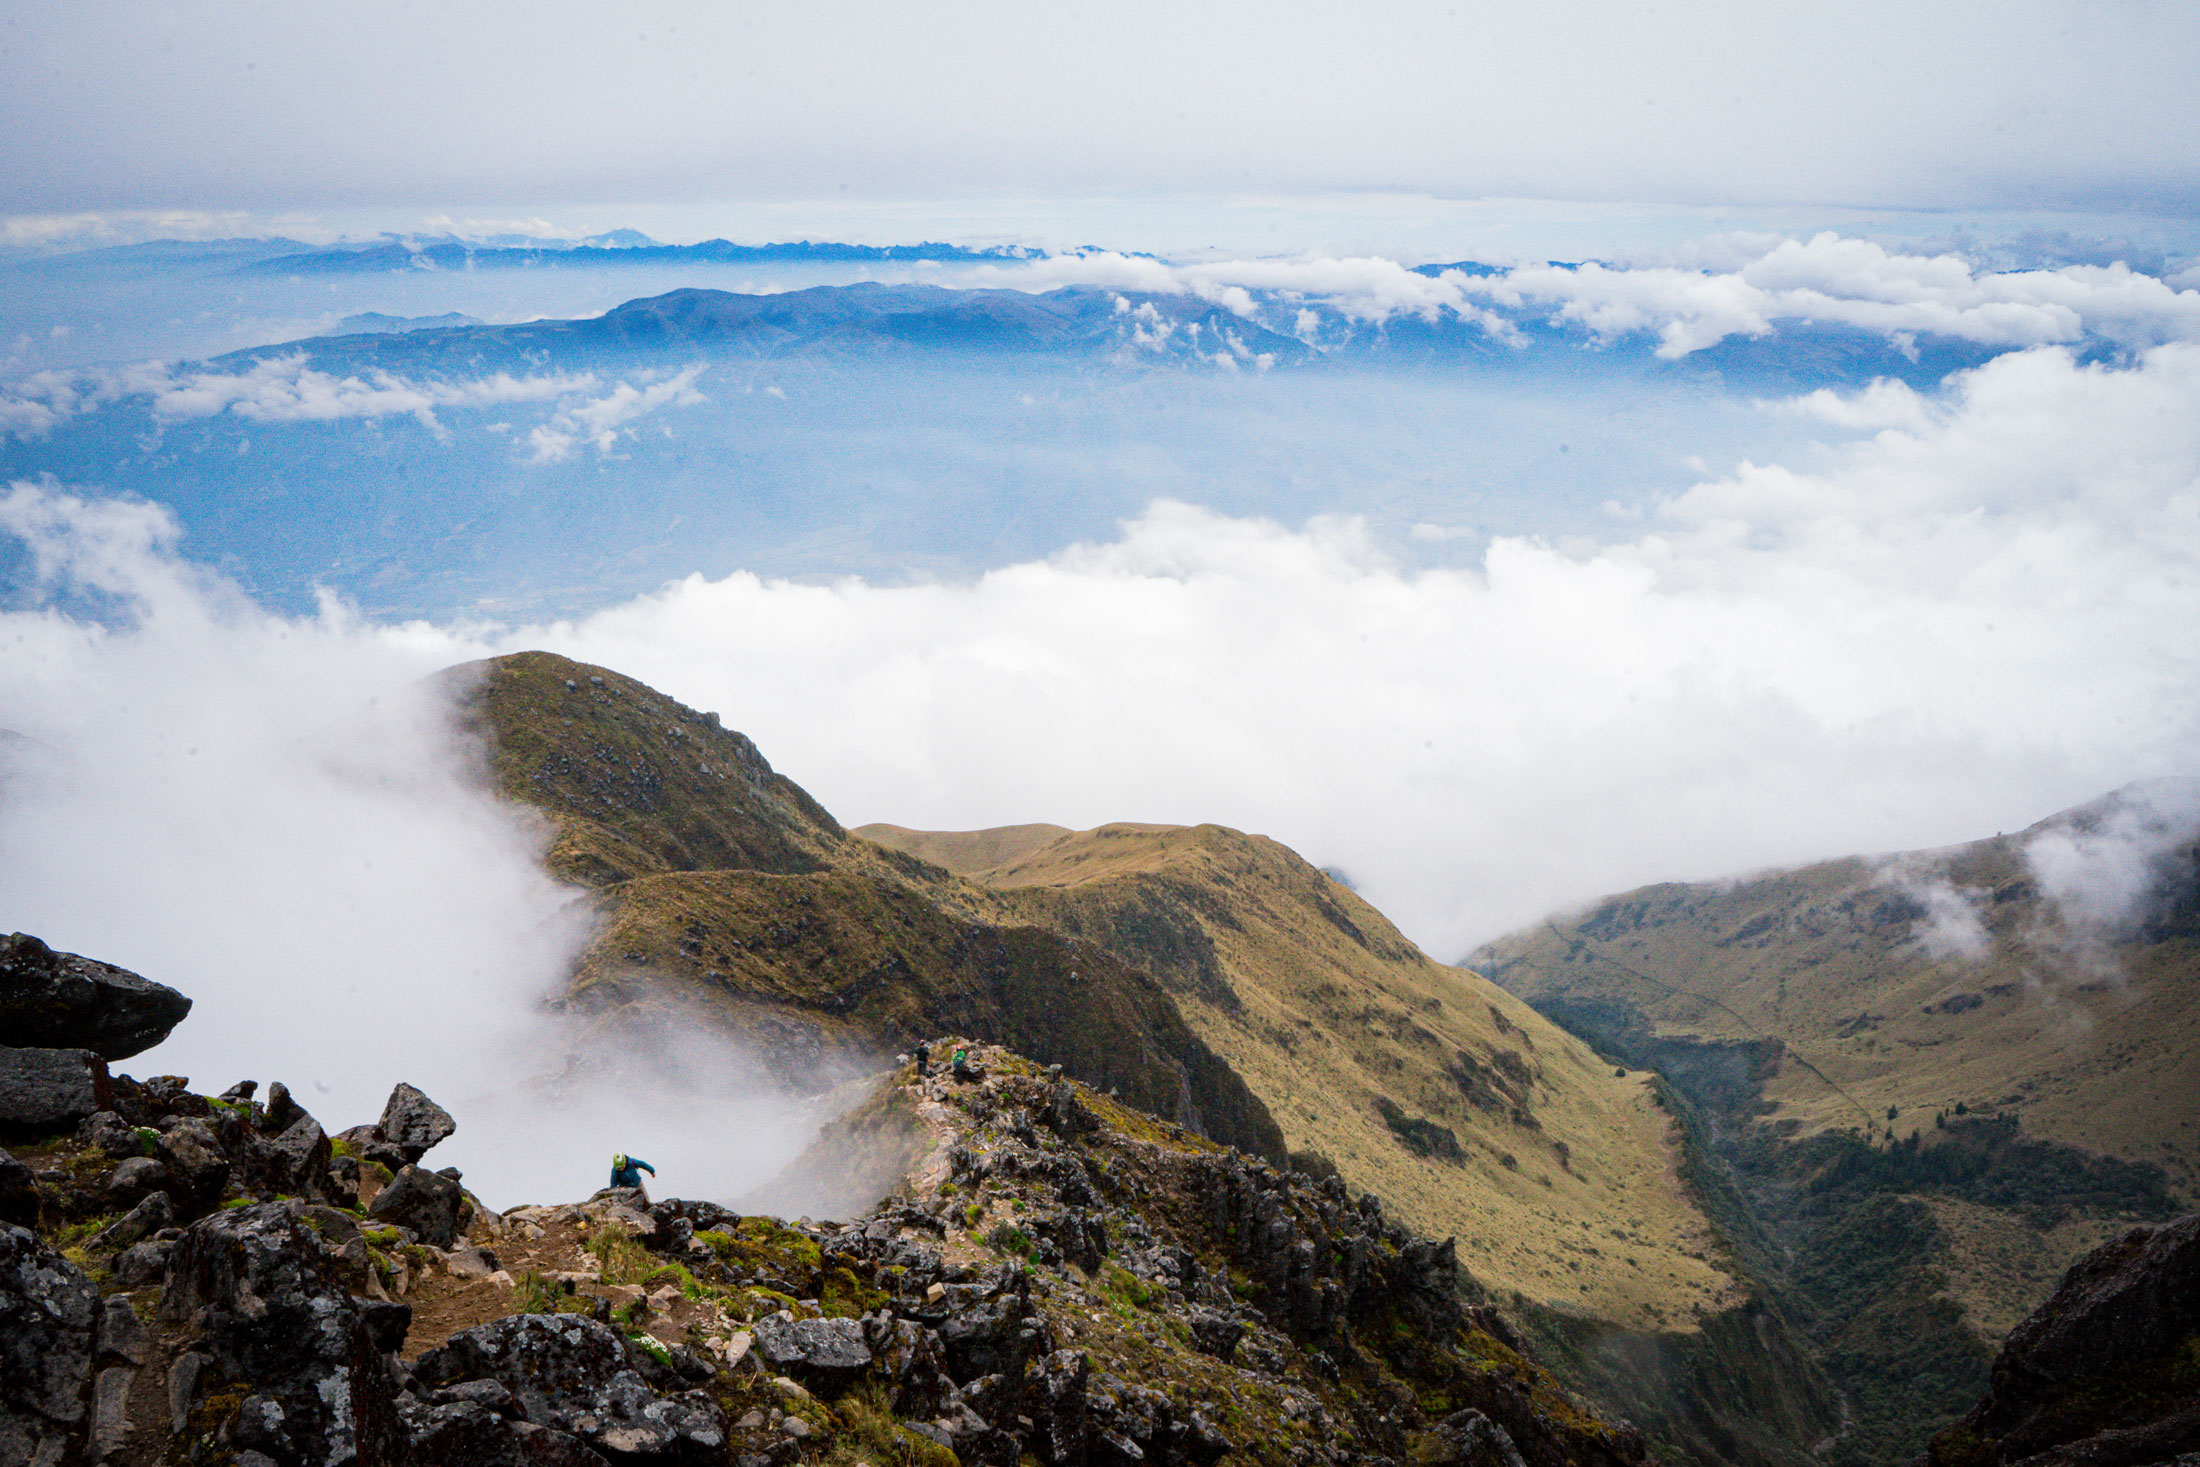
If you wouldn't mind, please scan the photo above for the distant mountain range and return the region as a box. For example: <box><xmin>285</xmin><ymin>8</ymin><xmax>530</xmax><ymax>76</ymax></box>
<box><xmin>248</xmin><ymin>236</ymin><xmax>1048</xmax><ymax>275</ymax></box>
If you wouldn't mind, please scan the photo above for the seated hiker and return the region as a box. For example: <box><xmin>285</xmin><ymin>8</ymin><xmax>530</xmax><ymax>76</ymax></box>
<box><xmin>951</xmin><ymin>1047</ymin><xmax>983</xmax><ymax>1082</ymax></box>
<box><xmin>609</xmin><ymin>1152</ymin><xmax>655</xmax><ymax>1191</ymax></box>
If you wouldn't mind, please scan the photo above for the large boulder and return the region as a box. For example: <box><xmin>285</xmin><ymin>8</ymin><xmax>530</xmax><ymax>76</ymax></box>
<box><xmin>377</xmin><ymin>1082</ymin><xmax>456</xmax><ymax>1164</ymax></box>
<box><xmin>0</xmin><ymin>1222</ymin><xmax>99</xmax><ymax>1467</ymax></box>
<box><xmin>0</xmin><ymin>1047</ymin><xmax>112</xmax><ymax>1135</ymax></box>
<box><xmin>158</xmin><ymin>1201</ymin><xmax>409</xmax><ymax>1467</ymax></box>
<box><xmin>0</xmin><ymin>932</ymin><xmax>191</xmax><ymax>1060</ymax></box>
<box><xmin>415</xmin><ymin>1313</ymin><xmax>725</xmax><ymax>1462</ymax></box>
<box><xmin>367</xmin><ymin>1163</ymin><xmax>463</xmax><ymax>1247</ymax></box>
<box><xmin>752</xmin><ymin>1312</ymin><xmax>873</xmax><ymax>1384</ymax></box>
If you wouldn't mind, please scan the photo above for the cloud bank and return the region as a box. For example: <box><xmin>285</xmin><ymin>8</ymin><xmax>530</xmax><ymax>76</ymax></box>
<box><xmin>1007</xmin><ymin>234</ymin><xmax>2200</xmax><ymax>356</ymax></box>
<box><xmin>0</xmin><ymin>485</ymin><xmax>822</xmax><ymax>1207</ymax></box>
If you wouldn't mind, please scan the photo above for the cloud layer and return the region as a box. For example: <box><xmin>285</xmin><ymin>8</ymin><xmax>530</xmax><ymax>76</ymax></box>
<box><xmin>4</xmin><ymin>337</ymin><xmax>2197</xmax><ymax>1206</ymax></box>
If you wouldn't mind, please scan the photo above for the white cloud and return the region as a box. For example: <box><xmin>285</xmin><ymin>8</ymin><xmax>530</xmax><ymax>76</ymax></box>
<box><xmin>0</xmin><ymin>482</ymin><xmax>827</xmax><ymax>1208</ymax></box>
<box><xmin>2024</xmin><ymin>778</ymin><xmax>2200</xmax><ymax>940</ymax></box>
<box><xmin>7</xmin><ymin>341</ymin><xmax>2200</xmax><ymax>1002</ymax></box>
<box><xmin>985</xmin><ymin>235</ymin><xmax>2200</xmax><ymax>359</ymax></box>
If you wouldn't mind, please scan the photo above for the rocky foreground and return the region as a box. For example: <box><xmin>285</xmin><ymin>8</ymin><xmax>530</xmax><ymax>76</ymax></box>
<box><xmin>1</xmin><ymin>931</ymin><xmax>1654</xmax><ymax>1467</ymax></box>
<box><xmin>7</xmin><ymin>930</ymin><xmax>2198</xmax><ymax>1467</ymax></box>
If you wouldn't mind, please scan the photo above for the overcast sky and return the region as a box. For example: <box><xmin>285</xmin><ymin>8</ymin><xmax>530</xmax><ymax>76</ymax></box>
<box><xmin>3</xmin><ymin>1</ymin><xmax>2196</xmax><ymax>224</ymax></box>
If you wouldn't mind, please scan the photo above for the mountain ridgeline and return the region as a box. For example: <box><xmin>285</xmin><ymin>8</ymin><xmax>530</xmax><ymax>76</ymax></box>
<box><xmin>442</xmin><ymin>652</ymin><xmax>2200</xmax><ymax>1467</ymax></box>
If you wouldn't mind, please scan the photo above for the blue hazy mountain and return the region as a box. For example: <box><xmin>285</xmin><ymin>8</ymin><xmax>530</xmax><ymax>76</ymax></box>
<box><xmin>322</xmin><ymin>311</ymin><xmax>485</xmax><ymax>336</ymax></box>
<box><xmin>0</xmin><ymin>278</ymin><xmax>2016</xmax><ymax>620</ymax></box>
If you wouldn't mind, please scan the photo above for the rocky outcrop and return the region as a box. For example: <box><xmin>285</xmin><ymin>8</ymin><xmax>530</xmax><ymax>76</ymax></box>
<box><xmin>1921</xmin><ymin>1213</ymin><xmax>2200</xmax><ymax>1467</ymax></box>
<box><xmin>159</xmin><ymin>1201</ymin><xmax>412</xmax><ymax>1466</ymax></box>
<box><xmin>368</xmin><ymin>1163</ymin><xmax>465</xmax><ymax>1247</ymax></box>
<box><xmin>0</xmin><ymin>932</ymin><xmax>192</xmax><ymax>1060</ymax></box>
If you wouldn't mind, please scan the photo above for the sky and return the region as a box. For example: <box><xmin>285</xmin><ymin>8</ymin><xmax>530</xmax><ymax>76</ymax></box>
<box><xmin>3</xmin><ymin>2</ymin><xmax>2200</xmax><ymax>1204</ymax></box>
<box><xmin>3</xmin><ymin>2</ymin><xmax>2198</xmax><ymax>222</ymax></box>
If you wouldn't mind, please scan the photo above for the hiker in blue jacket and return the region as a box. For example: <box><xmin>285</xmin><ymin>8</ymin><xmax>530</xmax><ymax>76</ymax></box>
<box><xmin>610</xmin><ymin>1152</ymin><xmax>655</xmax><ymax>1190</ymax></box>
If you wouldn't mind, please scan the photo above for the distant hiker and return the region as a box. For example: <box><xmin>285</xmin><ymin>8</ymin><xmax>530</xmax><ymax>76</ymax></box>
<box><xmin>952</xmin><ymin>1047</ymin><xmax>982</xmax><ymax>1083</ymax></box>
<box><xmin>609</xmin><ymin>1152</ymin><xmax>655</xmax><ymax>1190</ymax></box>
<box><xmin>914</xmin><ymin>1042</ymin><xmax>931</xmax><ymax>1077</ymax></box>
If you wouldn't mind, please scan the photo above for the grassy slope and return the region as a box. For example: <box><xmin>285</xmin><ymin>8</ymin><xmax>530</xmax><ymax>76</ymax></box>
<box><xmin>1466</xmin><ymin>792</ymin><xmax>2198</xmax><ymax>1461</ymax></box>
<box><xmin>862</xmin><ymin>820</ymin><xmax>1740</xmax><ymax>1332</ymax></box>
<box><xmin>449</xmin><ymin>650</ymin><xmax>1284</xmax><ymax>1162</ymax></box>
<box><xmin>1468</xmin><ymin>812</ymin><xmax>2200</xmax><ymax>1201</ymax></box>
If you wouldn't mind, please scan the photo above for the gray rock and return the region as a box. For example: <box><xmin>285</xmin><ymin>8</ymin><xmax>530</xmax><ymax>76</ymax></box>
<box><xmin>103</xmin><ymin>1154</ymin><xmax>167</xmax><ymax>1203</ymax></box>
<box><xmin>402</xmin><ymin>1396</ymin><xmax>610</xmax><ymax>1465</ymax></box>
<box><xmin>377</xmin><ymin>1082</ymin><xmax>456</xmax><ymax>1163</ymax></box>
<box><xmin>0</xmin><ymin>1146</ymin><xmax>37</xmax><ymax>1229</ymax></box>
<box><xmin>97</xmin><ymin>1297</ymin><xmax>150</xmax><ymax>1365</ymax></box>
<box><xmin>415</xmin><ymin>1313</ymin><xmax>725</xmax><ymax>1461</ymax></box>
<box><xmin>91</xmin><ymin>1365</ymin><xmax>136</xmax><ymax>1461</ymax></box>
<box><xmin>0</xmin><ymin>1046</ymin><xmax>112</xmax><ymax>1134</ymax></box>
<box><xmin>0</xmin><ymin>1221</ymin><xmax>99</xmax><ymax>1467</ymax></box>
<box><xmin>110</xmin><ymin>1238</ymin><xmax>176</xmax><ymax>1290</ymax></box>
<box><xmin>78</xmin><ymin>1110</ymin><xmax>147</xmax><ymax>1159</ymax></box>
<box><xmin>95</xmin><ymin>1190</ymin><xmax>174</xmax><ymax>1251</ymax></box>
<box><xmin>1186</xmin><ymin>1306</ymin><xmax>1244</xmax><ymax>1361</ymax></box>
<box><xmin>0</xmin><ymin>932</ymin><xmax>191</xmax><ymax>1060</ymax></box>
<box><xmin>1425</xmin><ymin>1408</ymin><xmax>1530</xmax><ymax>1467</ymax></box>
<box><xmin>368</xmin><ymin>1163</ymin><xmax>463</xmax><ymax>1248</ymax></box>
<box><xmin>262</xmin><ymin>1081</ymin><xmax>306</xmax><ymax>1134</ymax></box>
<box><xmin>155</xmin><ymin>1117</ymin><xmax>230</xmax><ymax>1214</ymax></box>
<box><xmin>158</xmin><ymin>1202</ymin><xmax>408</xmax><ymax>1466</ymax></box>
<box><xmin>255</xmin><ymin>1114</ymin><xmax>332</xmax><ymax>1199</ymax></box>
<box><xmin>753</xmin><ymin>1312</ymin><xmax>873</xmax><ymax>1381</ymax></box>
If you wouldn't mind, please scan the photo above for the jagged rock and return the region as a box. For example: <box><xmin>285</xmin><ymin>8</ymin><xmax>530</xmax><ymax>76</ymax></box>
<box><xmin>0</xmin><ymin>1147</ymin><xmax>37</xmax><ymax>1228</ymax></box>
<box><xmin>377</xmin><ymin>1082</ymin><xmax>456</xmax><ymax>1164</ymax></box>
<box><xmin>1922</xmin><ymin>1213</ymin><xmax>2200</xmax><ymax>1467</ymax></box>
<box><xmin>155</xmin><ymin>1115</ymin><xmax>232</xmax><ymax>1214</ymax></box>
<box><xmin>98</xmin><ymin>1297</ymin><xmax>151</xmax><ymax>1365</ymax></box>
<box><xmin>158</xmin><ymin>1201</ymin><xmax>408</xmax><ymax>1467</ymax></box>
<box><xmin>0</xmin><ymin>1222</ymin><xmax>99</xmax><ymax>1467</ymax></box>
<box><xmin>111</xmin><ymin>1236</ymin><xmax>178</xmax><ymax>1289</ymax></box>
<box><xmin>0</xmin><ymin>1046</ymin><xmax>112</xmax><ymax>1134</ymax></box>
<box><xmin>104</xmin><ymin>1153</ymin><xmax>167</xmax><ymax>1203</ymax></box>
<box><xmin>753</xmin><ymin>1312</ymin><xmax>873</xmax><ymax>1383</ymax></box>
<box><xmin>0</xmin><ymin>932</ymin><xmax>192</xmax><ymax>1060</ymax></box>
<box><xmin>249</xmin><ymin>1113</ymin><xmax>332</xmax><ymax>1199</ymax></box>
<box><xmin>337</xmin><ymin>1122</ymin><xmax>407</xmax><ymax>1174</ymax></box>
<box><xmin>367</xmin><ymin>1163</ymin><xmax>464</xmax><ymax>1247</ymax></box>
<box><xmin>1186</xmin><ymin>1306</ymin><xmax>1245</xmax><ymax>1361</ymax></box>
<box><xmin>95</xmin><ymin>1189</ymin><xmax>174</xmax><ymax>1250</ymax></box>
<box><xmin>415</xmin><ymin>1313</ymin><xmax>726</xmax><ymax>1462</ymax></box>
<box><xmin>79</xmin><ymin>1109</ymin><xmax>148</xmax><ymax>1158</ymax></box>
<box><xmin>1418</xmin><ymin>1408</ymin><xmax>1532</xmax><ymax>1467</ymax></box>
<box><xmin>402</xmin><ymin>1397</ymin><xmax>610</xmax><ymax>1466</ymax></box>
<box><xmin>262</xmin><ymin>1080</ymin><xmax>306</xmax><ymax>1134</ymax></box>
